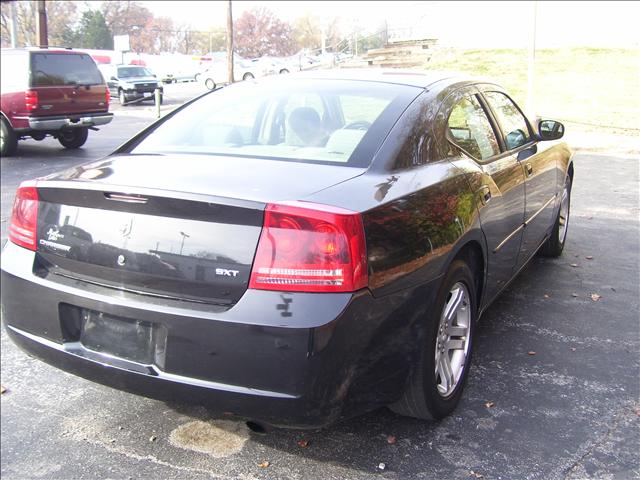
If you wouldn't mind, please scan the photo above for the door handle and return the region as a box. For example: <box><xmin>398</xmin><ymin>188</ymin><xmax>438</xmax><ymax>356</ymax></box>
<box><xmin>478</xmin><ymin>185</ymin><xmax>492</xmax><ymax>205</ymax></box>
<box><xmin>525</xmin><ymin>162</ymin><xmax>533</xmax><ymax>176</ymax></box>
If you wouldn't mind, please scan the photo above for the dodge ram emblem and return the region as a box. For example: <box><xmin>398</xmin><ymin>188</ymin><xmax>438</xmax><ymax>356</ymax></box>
<box><xmin>117</xmin><ymin>254</ymin><xmax>126</xmax><ymax>266</ymax></box>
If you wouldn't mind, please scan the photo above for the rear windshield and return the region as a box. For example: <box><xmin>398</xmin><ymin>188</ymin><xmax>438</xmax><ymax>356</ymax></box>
<box><xmin>131</xmin><ymin>79</ymin><xmax>419</xmax><ymax>167</ymax></box>
<box><xmin>31</xmin><ymin>52</ymin><xmax>103</xmax><ymax>86</ymax></box>
<box><xmin>117</xmin><ymin>66</ymin><xmax>153</xmax><ymax>78</ymax></box>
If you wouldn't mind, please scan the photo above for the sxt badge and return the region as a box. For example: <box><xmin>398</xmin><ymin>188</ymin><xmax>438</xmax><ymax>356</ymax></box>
<box><xmin>216</xmin><ymin>268</ymin><xmax>239</xmax><ymax>277</ymax></box>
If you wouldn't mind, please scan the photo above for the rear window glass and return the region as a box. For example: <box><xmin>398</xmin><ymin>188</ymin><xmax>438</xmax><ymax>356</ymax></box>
<box><xmin>31</xmin><ymin>53</ymin><xmax>103</xmax><ymax>86</ymax></box>
<box><xmin>131</xmin><ymin>79</ymin><xmax>419</xmax><ymax>167</ymax></box>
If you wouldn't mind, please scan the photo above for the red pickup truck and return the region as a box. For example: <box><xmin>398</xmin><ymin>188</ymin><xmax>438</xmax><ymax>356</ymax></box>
<box><xmin>1</xmin><ymin>48</ymin><xmax>112</xmax><ymax>156</ymax></box>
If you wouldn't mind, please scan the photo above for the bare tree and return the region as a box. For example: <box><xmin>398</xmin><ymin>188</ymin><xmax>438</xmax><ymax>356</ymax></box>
<box><xmin>293</xmin><ymin>13</ymin><xmax>342</xmax><ymax>53</ymax></box>
<box><xmin>1</xmin><ymin>0</ymin><xmax>35</xmax><ymax>46</ymax></box>
<box><xmin>101</xmin><ymin>0</ymin><xmax>154</xmax><ymax>52</ymax></box>
<box><xmin>1</xmin><ymin>0</ymin><xmax>79</xmax><ymax>48</ymax></box>
<box><xmin>48</xmin><ymin>0</ymin><xmax>79</xmax><ymax>47</ymax></box>
<box><xmin>0</xmin><ymin>2</ymin><xmax>12</xmax><ymax>47</ymax></box>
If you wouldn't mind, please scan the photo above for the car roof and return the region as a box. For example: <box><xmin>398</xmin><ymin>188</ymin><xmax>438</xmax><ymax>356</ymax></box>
<box><xmin>290</xmin><ymin>68</ymin><xmax>475</xmax><ymax>89</ymax></box>
<box><xmin>1</xmin><ymin>47</ymin><xmax>82</xmax><ymax>54</ymax></box>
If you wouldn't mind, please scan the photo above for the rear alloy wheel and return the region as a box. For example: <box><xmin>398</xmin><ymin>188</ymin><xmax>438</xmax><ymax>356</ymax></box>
<box><xmin>390</xmin><ymin>259</ymin><xmax>476</xmax><ymax>420</ymax></box>
<box><xmin>204</xmin><ymin>78</ymin><xmax>216</xmax><ymax>90</ymax></box>
<box><xmin>119</xmin><ymin>89</ymin><xmax>127</xmax><ymax>105</ymax></box>
<box><xmin>1</xmin><ymin>116</ymin><xmax>18</xmax><ymax>157</ymax></box>
<box><xmin>58</xmin><ymin>128</ymin><xmax>88</xmax><ymax>149</ymax></box>
<box><xmin>540</xmin><ymin>174</ymin><xmax>572</xmax><ymax>257</ymax></box>
<box><xmin>243</xmin><ymin>72</ymin><xmax>254</xmax><ymax>81</ymax></box>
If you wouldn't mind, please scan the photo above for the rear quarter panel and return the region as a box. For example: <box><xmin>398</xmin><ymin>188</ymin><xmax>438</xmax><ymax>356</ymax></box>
<box><xmin>305</xmin><ymin>87</ymin><xmax>485</xmax><ymax>298</ymax></box>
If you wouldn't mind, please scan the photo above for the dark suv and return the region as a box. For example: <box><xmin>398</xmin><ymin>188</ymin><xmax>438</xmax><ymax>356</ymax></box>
<box><xmin>0</xmin><ymin>48</ymin><xmax>112</xmax><ymax>157</ymax></box>
<box><xmin>99</xmin><ymin>65</ymin><xmax>163</xmax><ymax>106</ymax></box>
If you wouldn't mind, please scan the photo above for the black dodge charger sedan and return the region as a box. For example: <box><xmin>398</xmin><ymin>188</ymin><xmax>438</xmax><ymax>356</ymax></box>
<box><xmin>2</xmin><ymin>70</ymin><xmax>573</xmax><ymax>428</ymax></box>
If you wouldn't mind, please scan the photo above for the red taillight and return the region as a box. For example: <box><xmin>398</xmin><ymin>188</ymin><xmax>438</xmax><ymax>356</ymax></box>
<box><xmin>249</xmin><ymin>202</ymin><xmax>368</xmax><ymax>293</ymax></box>
<box><xmin>105</xmin><ymin>87</ymin><xmax>110</xmax><ymax>108</ymax></box>
<box><xmin>25</xmin><ymin>90</ymin><xmax>38</xmax><ymax>111</ymax></box>
<box><xmin>8</xmin><ymin>182</ymin><xmax>39</xmax><ymax>251</ymax></box>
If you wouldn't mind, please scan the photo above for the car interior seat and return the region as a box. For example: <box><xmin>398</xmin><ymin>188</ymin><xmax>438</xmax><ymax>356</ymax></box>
<box><xmin>286</xmin><ymin>107</ymin><xmax>324</xmax><ymax>146</ymax></box>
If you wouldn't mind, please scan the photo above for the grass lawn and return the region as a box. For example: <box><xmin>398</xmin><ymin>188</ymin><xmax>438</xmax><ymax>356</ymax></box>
<box><xmin>425</xmin><ymin>47</ymin><xmax>640</xmax><ymax>136</ymax></box>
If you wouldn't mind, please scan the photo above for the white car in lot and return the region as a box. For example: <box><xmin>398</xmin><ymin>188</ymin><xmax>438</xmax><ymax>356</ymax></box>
<box><xmin>248</xmin><ymin>54</ymin><xmax>321</xmax><ymax>75</ymax></box>
<box><xmin>198</xmin><ymin>53</ymin><xmax>265</xmax><ymax>90</ymax></box>
<box><xmin>198</xmin><ymin>61</ymin><xmax>263</xmax><ymax>90</ymax></box>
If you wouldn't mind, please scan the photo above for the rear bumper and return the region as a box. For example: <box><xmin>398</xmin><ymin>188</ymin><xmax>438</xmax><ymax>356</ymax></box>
<box><xmin>5</xmin><ymin>324</ymin><xmax>315</xmax><ymax>427</ymax></box>
<box><xmin>1</xmin><ymin>241</ymin><xmax>435</xmax><ymax>428</ymax></box>
<box><xmin>27</xmin><ymin>112</ymin><xmax>113</xmax><ymax>131</ymax></box>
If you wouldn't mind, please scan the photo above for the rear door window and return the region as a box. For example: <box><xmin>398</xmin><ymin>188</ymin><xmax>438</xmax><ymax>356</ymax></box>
<box><xmin>31</xmin><ymin>53</ymin><xmax>103</xmax><ymax>87</ymax></box>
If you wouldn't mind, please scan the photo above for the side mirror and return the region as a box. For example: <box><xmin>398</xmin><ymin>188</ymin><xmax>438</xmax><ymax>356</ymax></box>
<box><xmin>110</xmin><ymin>76</ymin><xmax>117</xmax><ymax>81</ymax></box>
<box><xmin>538</xmin><ymin>120</ymin><xmax>565</xmax><ymax>141</ymax></box>
<box><xmin>152</xmin><ymin>74</ymin><xmax>157</xmax><ymax>78</ymax></box>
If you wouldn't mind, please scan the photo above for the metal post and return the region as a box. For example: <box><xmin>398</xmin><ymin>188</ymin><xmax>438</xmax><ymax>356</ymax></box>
<box><xmin>36</xmin><ymin>0</ymin><xmax>48</xmax><ymax>47</ymax></box>
<box><xmin>154</xmin><ymin>88</ymin><xmax>161</xmax><ymax>119</ymax></box>
<box><xmin>9</xmin><ymin>1</ymin><xmax>18</xmax><ymax>47</ymax></box>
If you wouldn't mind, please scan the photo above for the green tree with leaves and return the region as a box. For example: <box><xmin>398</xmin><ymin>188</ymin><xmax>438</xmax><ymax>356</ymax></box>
<box><xmin>77</xmin><ymin>10</ymin><xmax>113</xmax><ymax>49</ymax></box>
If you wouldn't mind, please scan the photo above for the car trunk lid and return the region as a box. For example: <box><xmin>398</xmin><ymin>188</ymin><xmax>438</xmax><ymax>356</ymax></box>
<box><xmin>35</xmin><ymin>186</ymin><xmax>263</xmax><ymax>306</ymax></box>
<box><xmin>33</xmin><ymin>155</ymin><xmax>364</xmax><ymax>306</ymax></box>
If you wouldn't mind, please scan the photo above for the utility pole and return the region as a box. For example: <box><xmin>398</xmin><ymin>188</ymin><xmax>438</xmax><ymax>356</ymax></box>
<box><xmin>179</xmin><ymin>231</ymin><xmax>190</xmax><ymax>255</ymax></box>
<box><xmin>226</xmin><ymin>0</ymin><xmax>234</xmax><ymax>84</ymax></box>
<box><xmin>9</xmin><ymin>1</ymin><xmax>18</xmax><ymax>47</ymax></box>
<box><xmin>36</xmin><ymin>0</ymin><xmax>48</xmax><ymax>47</ymax></box>
<box><xmin>526</xmin><ymin>1</ymin><xmax>538</xmax><ymax>119</ymax></box>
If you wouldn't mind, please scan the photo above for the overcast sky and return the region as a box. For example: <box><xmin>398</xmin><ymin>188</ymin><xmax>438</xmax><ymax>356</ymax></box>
<box><xmin>136</xmin><ymin>1</ymin><xmax>640</xmax><ymax>48</ymax></box>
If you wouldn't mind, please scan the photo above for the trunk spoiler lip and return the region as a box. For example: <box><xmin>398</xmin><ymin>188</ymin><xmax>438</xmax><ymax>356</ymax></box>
<box><xmin>32</xmin><ymin>179</ymin><xmax>267</xmax><ymax>211</ymax></box>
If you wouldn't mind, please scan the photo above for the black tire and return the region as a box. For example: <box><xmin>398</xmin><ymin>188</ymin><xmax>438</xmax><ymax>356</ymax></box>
<box><xmin>540</xmin><ymin>175</ymin><xmax>572</xmax><ymax>257</ymax></box>
<box><xmin>389</xmin><ymin>259</ymin><xmax>477</xmax><ymax>420</ymax></box>
<box><xmin>1</xmin><ymin>116</ymin><xmax>18</xmax><ymax>157</ymax></box>
<box><xmin>242</xmin><ymin>72</ymin><xmax>254</xmax><ymax>81</ymax></box>
<box><xmin>118</xmin><ymin>89</ymin><xmax>127</xmax><ymax>105</ymax></box>
<box><xmin>58</xmin><ymin>128</ymin><xmax>88</xmax><ymax>149</ymax></box>
<box><xmin>204</xmin><ymin>78</ymin><xmax>216</xmax><ymax>90</ymax></box>
<box><xmin>194</xmin><ymin>73</ymin><xmax>201</xmax><ymax>82</ymax></box>
<box><xmin>279</xmin><ymin>69</ymin><xmax>289</xmax><ymax>74</ymax></box>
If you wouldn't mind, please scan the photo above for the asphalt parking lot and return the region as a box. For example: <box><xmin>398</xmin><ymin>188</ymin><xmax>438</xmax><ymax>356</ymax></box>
<box><xmin>1</xmin><ymin>92</ymin><xmax>638</xmax><ymax>479</ymax></box>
